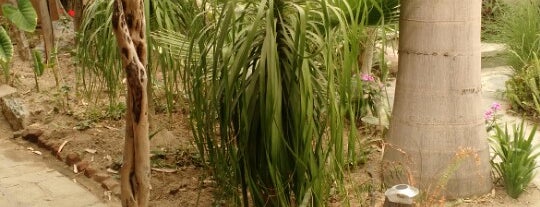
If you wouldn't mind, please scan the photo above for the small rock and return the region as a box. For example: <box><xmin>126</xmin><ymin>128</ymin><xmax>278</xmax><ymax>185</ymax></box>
<box><xmin>36</xmin><ymin>135</ymin><xmax>50</xmax><ymax>149</ymax></box>
<box><xmin>111</xmin><ymin>185</ymin><xmax>121</xmax><ymax>196</ymax></box>
<box><xmin>66</xmin><ymin>152</ymin><xmax>81</xmax><ymax>166</ymax></box>
<box><xmin>93</xmin><ymin>172</ymin><xmax>110</xmax><ymax>182</ymax></box>
<box><xmin>150</xmin><ymin>130</ymin><xmax>180</xmax><ymax>150</ymax></box>
<box><xmin>84</xmin><ymin>167</ymin><xmax>98</xmax><ymax>178</ymax></box>
<box><xmin>21</xmin><ymin>128</ymin><xmax>44</xmax><ymax>142</ymax></box>
<box><xmin>101</xmin><ymin>178</ymin><xmax>119</xmax><ymax>190</ymax></box>
<box><xmin>75</xmin><ymin>160</ymin><xmax>90</xmax><ymax>172</ymax></box>
<box><xmin>44</xmin><ymin>140</ymin><xmax>57</xmax><ymax>152</ymax></box>
<box><xmin>12</xmin><ymin>130</ymin><xmax>22</xmax><ymax>138</ymax></box>
<box><xmin>1</xmin><ymin>96</ymin><xmax>28</xmax><ymax>130</ymax></box>
<box><xmin>49</xmin><ymin>141</ymin><xmax>63</xmax><ymax>153</ymax></box>
<box><xmin>45</xmin><ymin>129</ymin><xmax>69</xmax><ymax>139</ymax></box>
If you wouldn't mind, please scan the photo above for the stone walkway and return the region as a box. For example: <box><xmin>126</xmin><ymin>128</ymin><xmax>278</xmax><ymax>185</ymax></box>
<box><xmin>0</xmin><ymin>129</ymin><xmax>116</xmax><ymax>206</ymax></box>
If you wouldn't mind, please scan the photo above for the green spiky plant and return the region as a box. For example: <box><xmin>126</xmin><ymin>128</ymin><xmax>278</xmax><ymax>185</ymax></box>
<box><xmin>31</xmin><ymin>49</ymin><xmax>44</xmax><ymax>91</ymax></box>
<box><xmin>76</xmin><ymin>0</ymin><xmax>123</xmax><ymax>106</ymax></box>
<box><xmin>490</xmin><ymin>121</ymin><xmax>540</xmax><ymax>198</ymax></box>
<box><xmin>76</xmin><ymin>0</ymin><xmax>199</xmax><ymax>114</ymax></box>
<box><xmin>497</xmin><ymin>0</ymin><xmax>540</xmax><ymax>117</ymax></box>
<box><xmin>493</xmin><ymin>0</ymin><xmax>540</xmax><ymax>71</ymax></box>
<box><xmin>182</xmin><ymin>0</ymin><xmax>396</xmax><ymax>205</ymax></box>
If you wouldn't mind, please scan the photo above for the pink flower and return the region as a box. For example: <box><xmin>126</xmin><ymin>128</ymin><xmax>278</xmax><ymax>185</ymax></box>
<box><xmin>68</xmin><ymin>9</ymin><xmax>75</xmax><ymax>17</ymax></box>
<box><xmin>490</xmin><ymin>102</ymin><xmax>501</xmax><ymax>111</ymax></box>
<box><xmin>484</xmin><ymin>109</ymin><xmax>494</xmax><ymax>120</ymax></box>
<box><xmin>361</xmin><ymin>74</ymin><xmax>375</xmax><ymax>82</ymax></box>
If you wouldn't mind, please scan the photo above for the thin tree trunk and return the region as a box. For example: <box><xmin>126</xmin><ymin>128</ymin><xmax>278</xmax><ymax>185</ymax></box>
<box><xmin>11</xmin><ymin>29</ymin><xmax>30</xmax><ymax>61</ymax></box>
<box><xmin>73</xmin><ymin>0</ymin><xmax>83</xmax><ymax>31</ymax></box>
<box><xmin>37</xmin><ymin>0</ymin><xmax>55</xmax><ymax>62</ymax></box>
<box><xmin>111</xmin><ymin>0</ymin><xmax>150</xmax><ymax>206</ymax></box>
<box><xmin>383</xmin><ymin>0</ymin><xmax>492</xmax><ymax>199</ymax></box>
<box><xmin>143</xmin><ymin>0</ymin><xmax>153</xmax><ymax>128</ymax></box>
<box><xmin>359</xmin><ymin>27</ymin><xmax>376</xmax><ymax>75</ymax></box>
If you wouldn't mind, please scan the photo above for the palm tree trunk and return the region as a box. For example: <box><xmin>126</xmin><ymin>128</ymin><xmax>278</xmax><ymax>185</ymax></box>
<box><xmin>383</xmin><ymin>0</ymin><xmax>492</xmax><ymax>199</ymax></box>
<box><xmin>111</xmin><ymin>0</ymin><xmax>150</xmax><ymax>206</ymax></box>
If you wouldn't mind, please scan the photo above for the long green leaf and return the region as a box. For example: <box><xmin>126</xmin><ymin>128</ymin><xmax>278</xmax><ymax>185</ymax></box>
<box><xmin>0</xmin><ymin>26</ymin><xmax>13</xmax><ymax>63</ymax></box>
<box><xmin>2</xmin><ymin>0</ymin><xmax>37</xmax><ymax>32</ymax></box>
<box><xmin>32</xmin><ymin>50</ymin><xmax>44</xmax><ymax>76</ymax></box>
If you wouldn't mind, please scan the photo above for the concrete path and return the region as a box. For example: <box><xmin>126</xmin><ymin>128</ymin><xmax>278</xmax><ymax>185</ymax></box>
<box><xmin>0</xmin><ymin>131</ymin><xmax>113</xmax><ymax>207</ymax></box>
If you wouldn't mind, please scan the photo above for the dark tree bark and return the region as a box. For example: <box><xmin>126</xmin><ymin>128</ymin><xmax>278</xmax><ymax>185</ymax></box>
<box><xmin>111</xmin><ymin>0</ymin><xmax>150</xmax><ymax>206</ymax></box>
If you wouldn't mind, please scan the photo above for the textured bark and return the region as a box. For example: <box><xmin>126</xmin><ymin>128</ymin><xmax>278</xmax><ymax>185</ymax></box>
<box><xmin>111</xmin><ymin>0</ymin><xmax>149</xmax><ymax>206</ymax></box>
<box><xmin>382</xmin><ymin>0</ymin><xmax>492</xmax><ymax>199</ymax></box>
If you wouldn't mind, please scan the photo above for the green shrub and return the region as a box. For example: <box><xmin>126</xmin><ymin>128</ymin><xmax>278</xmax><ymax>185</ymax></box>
<box><xmin>490</xmin><ymin>121</ymin><xmax>540</xmax><ymax>198</ymax></box>
<box><xmin>495</xmin><ymin>0</ymin><xmax>540</xmax><ymax>116</ymax></box>
<box><xmin>350</xmin><ymin>74</ymin><xmax>381</xmax><ymax>121</ymax></box>
<box><xmin>493</xmin><ymin>0</ymin><xmax>540</xmax><ymax>70</ymax></box>
<box><xmin>183</xmin><ymin>0</ymin><xmax>394</xmax><ymax>205</ymax></box>
<box><xmin>506</xmin><ymin>54</ymin><xmax>540</xmax><ymax>116</ymax></box>
<box><xmin>481</xmin><ymin>0</ymin><xmax>507</xmax><ymax>39</ymax></box>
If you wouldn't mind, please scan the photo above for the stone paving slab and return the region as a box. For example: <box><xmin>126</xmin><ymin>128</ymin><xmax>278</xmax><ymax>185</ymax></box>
<box><xmin>481</xmin><ymin>43</ymin><xmax>507</xmax><ymax>58</ymax></box>
<box><xmin>0</xmin><ymin>138</ymin><xmax>113</xmax><ymax>207</ymax></box>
